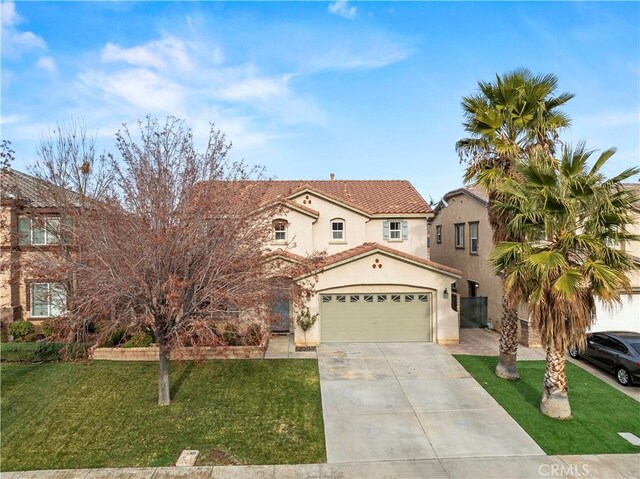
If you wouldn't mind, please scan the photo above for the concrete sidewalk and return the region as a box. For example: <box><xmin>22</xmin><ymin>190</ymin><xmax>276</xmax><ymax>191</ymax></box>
<box><xmin>3</xmin><ymin>454</ymin><xmax>639</xmax><ymax>478</ymax></box>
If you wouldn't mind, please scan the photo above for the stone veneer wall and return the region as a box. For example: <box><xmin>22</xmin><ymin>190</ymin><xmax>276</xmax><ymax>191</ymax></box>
<box><xmin>519</xmin><ymin>319</ymin><xmax>542</xmax><ymax>348</ymax></box>
<box><xmin>91</xmin><ymin>344</ymin><xmax>266</xmax><ymax>361</ymax></box>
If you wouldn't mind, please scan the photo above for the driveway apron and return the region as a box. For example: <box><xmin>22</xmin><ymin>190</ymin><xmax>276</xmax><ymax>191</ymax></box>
<box><xmin>317</xmin><ymin>342</ymin><xmax>545</xmax><ymax>463</ymax></box>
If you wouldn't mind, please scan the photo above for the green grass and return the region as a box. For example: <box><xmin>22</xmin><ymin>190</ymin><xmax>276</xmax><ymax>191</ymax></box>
<box><xmin>1</xmin><ymin>360</ymin><xmax>326</xmax><ymax>471</ymax></box>
<box><xmin>454</xmin><ymin>355</ymin><xmax>640</xmax><ymax>455</ymax></box>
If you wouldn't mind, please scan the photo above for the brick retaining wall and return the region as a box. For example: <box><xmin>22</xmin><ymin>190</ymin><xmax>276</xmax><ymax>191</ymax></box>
<box><xmin>91</xmin><ymin>343</ymin><xmax>266</xmax><ymax>361</ymax></box>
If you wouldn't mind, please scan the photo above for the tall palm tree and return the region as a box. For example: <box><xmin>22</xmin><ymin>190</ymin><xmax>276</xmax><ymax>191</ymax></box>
<box><xmin>489</xmin><ymin>144</ymin><xmax>639</xmax><ymax>418</ymax></box>
<box><xmin>456</xmin><ymin>69</ymin><xmax>574</xmax><ymax>379</ymax></box>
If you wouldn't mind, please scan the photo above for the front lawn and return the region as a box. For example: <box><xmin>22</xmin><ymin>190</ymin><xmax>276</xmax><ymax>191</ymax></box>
<box><xmin>455</xmin><ymin>355</ymin><xmax>640</xmax><ymax>455</ymax></box>
<box><xmin>1</xmin><ymin>359</ymin><xmax>326</xmax><ymax>471</ymax></box>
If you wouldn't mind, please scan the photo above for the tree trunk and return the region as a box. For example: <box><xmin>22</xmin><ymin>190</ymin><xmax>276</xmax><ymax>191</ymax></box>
<box><xmin>495</xmin><ymin>292</ymin><xmax>520</xmax><ymax>379</ymax></box>
<box><xmin>540</xmin><ymin>345</ymin><xmax>571</xmax><ymax>419</ymax></box>
<box><xmin>158</xmin><ymin>349</ymin><xmax>171</xmax><ymax>406</ymax></box>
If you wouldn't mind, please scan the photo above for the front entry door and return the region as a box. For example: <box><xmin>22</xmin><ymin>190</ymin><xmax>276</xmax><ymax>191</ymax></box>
<box><xmin>272</xmin><ymin>300</ymin><xmax>290</xmax><ymax>332</ymax></box>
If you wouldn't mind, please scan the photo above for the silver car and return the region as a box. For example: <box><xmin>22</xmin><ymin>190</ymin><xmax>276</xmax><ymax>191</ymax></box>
<box><xmin>569</xmin><ymin>331</ymin><xmax>640</xmax><ymax>386</ymax></box>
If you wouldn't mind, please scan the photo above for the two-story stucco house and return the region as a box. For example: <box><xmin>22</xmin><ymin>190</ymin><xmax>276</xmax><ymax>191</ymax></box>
<box><xmin>251</xmin><ymin>178</ymin><xmax>461</xmax><ymax>346</ymax></box>
<box><xmin>1</xmin><ymin>169</ymin><xmax>68</xmax><ymax>327</ymax></box>
<box><xmin>590</xmin><ymin>183</ymin><xmax>640</xmax><ymax>333</ymax></box>
<box><xmin>430</xmin><ymin>184</ymin><xmax>640</xmax><ymax>347</ymax></box>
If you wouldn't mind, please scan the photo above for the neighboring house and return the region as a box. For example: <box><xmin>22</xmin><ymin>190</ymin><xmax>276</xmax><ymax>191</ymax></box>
<box><xmin>430</xmin><ymin>184</ymin><xmax>640</xmax><ymax>347</ymax></box>
<box><xmin>427</xmin><ymin>187</ymin><xmax>519</xmax><ymax>336</ymax></box>
<box><xmin>591</xmin><ymin>183</ymin><xmax>640</xmax><ymax>333</ymax></box>
<box><xmin>247</xmin><ymin>178</ymin><xmax>461</xmax><ymax>345</ymax></box>
<box><xmin>0</xmin><ymin>169</ymin><xmax>68</xmax><ymax>327</ymax></box>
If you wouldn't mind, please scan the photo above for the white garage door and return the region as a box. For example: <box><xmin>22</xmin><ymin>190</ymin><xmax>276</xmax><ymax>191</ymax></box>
<box><xmin>592</xmin><ymin>294</ymin><xmax>640</xmax><ymax>333</ymax></box>
<box><xmin>320</xmin><ymin>292</ymin><xmax>432</xmax><ymax>342</ymax></box>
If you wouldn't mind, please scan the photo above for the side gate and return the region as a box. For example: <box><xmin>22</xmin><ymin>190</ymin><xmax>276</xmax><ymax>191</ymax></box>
<box><xmin>460</xmin><ymin>296</ymin><xmax>488</xmax><ymax>328</ymax></box>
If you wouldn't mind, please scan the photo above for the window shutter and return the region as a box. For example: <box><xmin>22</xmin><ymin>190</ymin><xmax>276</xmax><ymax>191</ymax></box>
<box><xmin>18</xmin><ymin>217</ymin><xmax>31</xmax><ymax>245</ymax></box>
<box><xmin>402</xmin><ymin>221</ymin><xmax>408</xmax><ymax>240</ymax></box>
<box><xmin>61</xmin><ymin>216</ymin><xmax>73</xmax><ymax>243</ymax></box>
<box><xmin>382</xmin><ymin>220</ymin><xmax>390</xmax><ymax>240</ymax></box>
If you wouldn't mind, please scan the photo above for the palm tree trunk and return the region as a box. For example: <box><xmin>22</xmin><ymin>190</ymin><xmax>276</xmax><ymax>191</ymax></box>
<box><xmin>158</xmin><ymin>348</ymin><xmax>171</xmax><ymax>406</ymax></box>
<box><xmin>495</xmin><ymin>291</ymin><xmax>520</xmax><ymax>379</ymax></box>
<box><xmin>540</xmin><ymin>345</ymin><xmax>571</xmax><ymax>419</ymax></box>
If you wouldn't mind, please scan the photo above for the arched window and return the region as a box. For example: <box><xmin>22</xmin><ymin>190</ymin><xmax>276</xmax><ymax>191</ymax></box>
<box><xmin>273</xmin><ymin>219</ymin><xmax>288</xmax><ymax>242</ymax></box>
<box><xmin>330</xmin><ymin>218</ymin><xmax>346</xmax><ymax>241</ymax></box>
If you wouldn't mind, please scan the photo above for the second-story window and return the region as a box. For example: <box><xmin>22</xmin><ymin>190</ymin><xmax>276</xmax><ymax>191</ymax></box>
<box><xmin>390</xmin><ymin>221</ymin><xmax>401</xmax><ymax>239</ymax></box>
<box><xmin>273</xmin><ymin>220</ymin><xmax>288</xmax><ymax>242</ymax></box>
<box><xmin>383</xmin><ymin>220</ymin><xmax>408</xmax><ymax>241</ymax></box>
<box><xmin>331</xmin><ymin>219</ymin><xmax>345</xmax><ymax>241</ymax></box>
<box><xmin>469</xmin><ymin>222</ymin><xmax>479</xmax><ymax>255</ymax></box>
<box><xmin>18</xmin><ymin>216</ymin><xmax>61</xmax><ymax>246</ymax></box>
<box><xmin>436</xmin><ymin>225</ymin><xmax>442</xmax><ymax>244</ymax></box>
<box><xmin>454</xmin><ymin>223</ymin><xmax>465</xmax><ymax>249</ymax></box>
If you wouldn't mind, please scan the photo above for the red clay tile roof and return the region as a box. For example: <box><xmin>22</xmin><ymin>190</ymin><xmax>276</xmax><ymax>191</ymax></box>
<box><xmin>305</xmin><ymin>242</ymin><xmax>461</xmax><ymax>277</ymax></box>
<box><xmin>281</xmin><ymin>198</ymin><xmax>320</xmax><ymax>217</ymax></box>
<box><xmin>263</xmin><ymin>248</ymin><xmax>306</xmax><ymax>263</ymax></box>
<box><xmin>203</xmin><ymin>180</ymin><xmax>432</xmax><ymax>216</ymax></box>
<box><xmin>1</xmin><ymin>168</ymin><xmax>82</xmax><ymax>208</ymax></box>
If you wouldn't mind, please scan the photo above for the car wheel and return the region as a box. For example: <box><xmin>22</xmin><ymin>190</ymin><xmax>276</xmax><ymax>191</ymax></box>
<box><xmin>568</xmin><ymin>346</ymin><xmax>580</xmax><ymax>359</ymax></box>
<box><xmin>616</xmin><ymin>367</ymin><xmax>631</xmax><ymax>386</ymax></box>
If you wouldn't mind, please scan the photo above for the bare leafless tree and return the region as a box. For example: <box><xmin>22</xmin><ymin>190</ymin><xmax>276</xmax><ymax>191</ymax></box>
<box><xmin>28</xmin><ymin>117</ymin><xmax>318</xmax><ymax>405</ymax></box>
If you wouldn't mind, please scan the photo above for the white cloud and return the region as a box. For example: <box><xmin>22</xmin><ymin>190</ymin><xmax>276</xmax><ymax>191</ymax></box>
<box><xmin>77</xmin><ymin>68</ymin><xmax>185</xmax><ymax>114</ymax></box>
<box><xmin>307</xmin><ymin>42</ymin><xmax>412</xmax><ymax>72</ymax></box>
<box><xmin>1</xmin><ymin>1</ymin><xmax>47</xmax><ymax>57</ymax></box>
<box><xmin>101</xmin><ymin>36</ymin><xmax>201</xmax><ymax>73</ymax></box>
<box><xmin>328</xmin><ymin>1</ymin><xmax>357</xmax><ymax>19</ymax></box>
<box><xmin>36</xmin><ymin>56</ymin><xmax>58</xmax><ymax>74</ymax></box>
<box><xmin>0</xmin><ymin>114</ymin><xmax>26</xmax><ymax>126</ymax></box>
<box><xmin>218</xmin><ymin>75</ymin><xmax>291</xmax><ymax>102</ymax></box>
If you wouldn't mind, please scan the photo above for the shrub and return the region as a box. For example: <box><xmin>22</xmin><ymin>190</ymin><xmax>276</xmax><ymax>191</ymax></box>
<box><xmin>0</xmin><ymin>342</ymin><xmax>85</xmax><ymax>362</ymax></box>
<box><xmin>244</xmin><ymin>322</ymin><xmax>266</xmax><ymax>346</ymax></box>
<box><xmin>101</xmin><ymin>328</ymin><xmax>127</xmax><ymax>347</ymax></box>
<box><xmin>8</xmin><ymin>321</ymin><xmax>36</xmax><ymax>342</ymax></box>
<box><xmin>222</xmin><ymin>330</ymin><xmax>241</xmax><ymax>346</ymax></box>
<box><xmin>1</xmin><ymin>342</ymin><xmax>41</xmax><ymax>362</ymax></box>
<box><xmin>123</xmin><ymin>332</ymin><xmax>153</xmax><ymax>348</ymax></box>
<box><xmin>296</xmin><ymin>309</ymin><xmax>318</xmax><ymax>346</ymax></box>
<box><xmin>40</xmin><ymin>319</ymin><xmax>57</xmax><ymax>338</ymax></box>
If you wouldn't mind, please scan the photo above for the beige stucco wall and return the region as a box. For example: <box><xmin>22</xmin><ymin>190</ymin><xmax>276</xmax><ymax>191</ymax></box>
<box><xmin>366</xmin><ymin>218</ymin><xmax>428</xmax><ymax>257</ymax></box>
<box><xmin>429</xmin><ymin>193</ymin><xmax>503</xmax><ymax>328</ymax></box>
<box><xmin>0</xmin><ymin>206</ymin><xmax>12</xmax><ymax>321</ymax></box>
<box><xmin>266</xmin><ymin>208</ymin><xmax>316</xmax><ymax>257</ymax></box>
<box><xmin>625</xmin><ymin>210</ymin><xmax>640</xmax><ymax>288</ymax></box>
<box><xmin>293</xmin><ymin>251</ymin><xmax>460</xmax><ymax>346</ymax></box>
<box><xmin>291</xmin><ymin>193</ymin><xmax>369</xmax><ymax>256</ymax></box>
<box><xmin>286</xmin><ymin>192</ymin><xmax>429</xmax><ymax>258</ymax></box>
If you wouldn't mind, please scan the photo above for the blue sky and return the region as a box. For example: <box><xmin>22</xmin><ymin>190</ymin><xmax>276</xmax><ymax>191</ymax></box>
<box><xmin>2</xmin><ymin>1</ymin><xmax>639</xmax><ymax>201</ymax></box>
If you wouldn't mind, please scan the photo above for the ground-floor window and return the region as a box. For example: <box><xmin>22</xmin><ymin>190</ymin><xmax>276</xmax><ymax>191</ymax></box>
<box><xmin>30</xmin><ymin>282</ymin><xmax>66</xmax><ymax>318</ymax></box>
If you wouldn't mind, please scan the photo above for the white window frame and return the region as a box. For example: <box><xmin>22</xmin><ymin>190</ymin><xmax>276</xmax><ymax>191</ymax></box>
<box><xmin>30</xmin><ymin>282</ymin><xmax>66</xmax><ymax>318</ymax></box>
<box><xmin>389</xmin><ymin>221</ymin><xmax>402</xmax><ymax>240</ymax></box>
<box><xmin>454</xmin><ymin>223</ymin><xmax>465</xmax><ymax>249</ymax></box>
<box><xmin>436</xmin><ymin>225</ymin><xmax>442</xmax><ymax>244</ymax></box>
<box><xmin>273</xmin><ymin>220</ymin><xmax>288</xmax><ymax>243</ymax></box>
<box><xmin>331</xmin><ymin>219</ymin><xmax>346</xmax><ymax>242</ymax></box>
<box><xmin>31</xmin><ymin>216</ymin><xmax>61</xmax><ymax>246</ymax></box>
<box><xmin>469</xmin><ymin>222</ymin><xmax>479</xmax><ymax>255</ymax></box>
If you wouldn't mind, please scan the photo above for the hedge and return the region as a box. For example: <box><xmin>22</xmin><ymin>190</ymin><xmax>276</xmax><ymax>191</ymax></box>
<box><xmin>0</xmin><ymin>342</ymin><xmax>87</xmax><ymax>363</ymax></box>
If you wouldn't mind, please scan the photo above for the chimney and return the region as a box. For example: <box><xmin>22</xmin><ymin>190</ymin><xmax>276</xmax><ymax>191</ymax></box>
<box><xmin>330</xmin><ymin>173</ymin><xmax>335</xmax><ymax>181</ymax></box>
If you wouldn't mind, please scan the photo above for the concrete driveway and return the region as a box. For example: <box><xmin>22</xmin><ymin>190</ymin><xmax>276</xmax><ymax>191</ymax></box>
<box><xmin>318</xmin><ymin>342</ymin><xmax>545</xmax><ymax>463</ymax></box>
